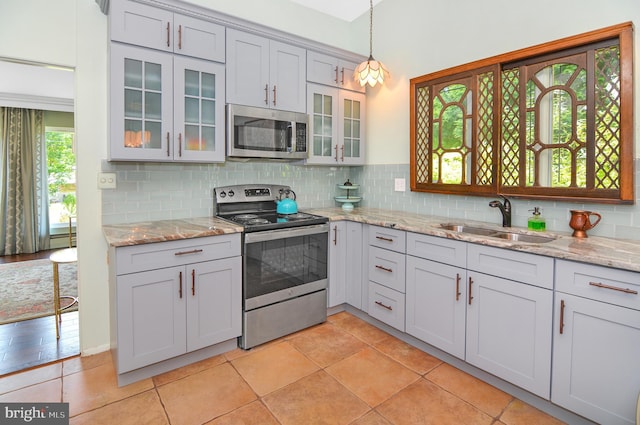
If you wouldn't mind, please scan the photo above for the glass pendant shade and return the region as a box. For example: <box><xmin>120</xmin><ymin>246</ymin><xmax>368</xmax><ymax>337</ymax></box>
<box><xmin>355</xmin><ymin>55</ymin><xmax>389</xmax><ymax>87</ymax></box>
<box><xmin>354</xmin><ymin>0</ymin><xmax>389</xmax><ymax>88</ymax></box>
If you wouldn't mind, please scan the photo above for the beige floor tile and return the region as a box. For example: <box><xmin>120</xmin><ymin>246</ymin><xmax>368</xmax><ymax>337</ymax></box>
<box><xmin>327</xmin><ymin>347</ymin><xmax>419</xmax><ymax>407</ymax></box>
<box><xmin>263</xmin><ymin>370</ymin><xmax>370</xmax><ymax>425</ymax></box>
<box><xmin>351</xmin><ymin>410</ymin><xmax>393</xmax><ymax>425</ymax></box>
<box><xmin>153</xmin><ymin>354</ymin><xmax>226</xmax><ymax>387</ymax></box>
<box><xmin>0</xmin><ymin>362</ymin><xmax>61</xmax><ymax>394</ymax></box>
<box><xmin>373</xmin><ymin>335</ymin><xmax>442</xmax><ymax>375</ymax></box>
<box><xmin>63</xmin><ymin>351</ymin><xmax>112</xmax><ymax>376</ymax></box>
<box><xmin>377</xmin><ymin>378</ymin><xmax>494</xmax><ymax>425</ymax></box>
<box><xmin>288</xmin><ymin>322</ymin><xmax>367</xmax><ymax>367</ymax></box>
<box><xmin>231</xmin><ymin>341</ymin><xmax>319</xmax><ymax>396</ymax></box>
<box><xmin>329</xmin><ymin>314</ymin><xmax>390</xmax><ymax>345</ymax></box>
<box><xmin>157</xmin><ymin>362</ymin><xmax>256</xmax><ymax>425</ymax></box>
<box><xmin>69</xmin><ymin>389</ymin><xmax>168</xmax><ymax>425</ymax></box>
<box><xmin>500</xmin><ymin>399</ymin><xmax>567</xmax><ymax>425</ymax></box>
<box><xmin>0</xmin><ymin>378</ymin><xmax>62</xmax><ymax>402</ymax></box>
<box><xmin>62</xmin><ymin>361</ymin><xmax>154</xmax><ymax>417</ymax></box>
<box><xmin>426</xmin><ymin>363</ymin><xmax>513</xmax><ymax>417</ymax></box>
<box><xmin>205</xmin><ymin>400</ymin><xmax>279</xmax><ymax>425</ymax></box>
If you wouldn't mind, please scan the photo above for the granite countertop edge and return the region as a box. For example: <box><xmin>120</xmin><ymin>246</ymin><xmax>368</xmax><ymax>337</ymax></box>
<box><xmin>102</xmin><ymin>208</ymin><xmax>640</xmax><ymax>273</ymax></box>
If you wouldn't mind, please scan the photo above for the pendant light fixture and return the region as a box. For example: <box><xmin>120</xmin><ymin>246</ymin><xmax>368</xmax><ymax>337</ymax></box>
<box><xmin>354</xmin><ymin>0</ymin><xmax>389</xmax><ymax>87</ymax></box>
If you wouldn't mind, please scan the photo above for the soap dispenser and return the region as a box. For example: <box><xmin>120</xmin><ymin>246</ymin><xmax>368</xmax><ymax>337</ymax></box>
<box><xmin>528</xmin><ymin>207</ymin><xmax>546</xmax><ymax>231</ymax></box>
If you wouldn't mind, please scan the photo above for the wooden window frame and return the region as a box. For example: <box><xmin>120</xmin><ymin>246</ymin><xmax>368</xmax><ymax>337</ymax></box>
<box><xmin>410</xmin><ymin>22</ymin><xmax>634</xmax><ymax>204</ymax></box>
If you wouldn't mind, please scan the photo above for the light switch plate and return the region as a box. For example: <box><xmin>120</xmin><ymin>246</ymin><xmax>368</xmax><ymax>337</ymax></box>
<box><xmin>98</xmin><ymin>172</ymin><xmax>117</xmax><ymax>189</ymax></box>
<box><xmin>394</xmin><ymin>178</ymin><xmax>406</xmax><ymax>192</ymax></box>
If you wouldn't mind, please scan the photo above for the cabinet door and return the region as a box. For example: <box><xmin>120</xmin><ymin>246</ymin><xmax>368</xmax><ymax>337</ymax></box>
<box><xmin>338</xmin><ymin>59</ymin><xmax>365</xmax><ymax>93</ymax></box>
<box><xmin>226</xmin><ymin>29</ymin><xmax>270</xmax><ymax>108</ymax></box>
<box><xmin>328</xmin><ymin>221</ymin><xmax>347</xmax><ymax>307</ymax></box>
<box><xmin>466</xmin><ymin>272</ymin><xmax>552</xmax><ymax>398</ymax></box>
<box><xmin>552</xmin><ymin>294</ymin><xmax>640</xmax><ymax>425</ymax></box>
<box><xmin>306</xmin><ymin>51</ymin><xmax>365</xmax><ymax>93</ymax></box>
<box><xmin>117</xmin><ymin>267</ymin><xmax>186</xmax><ymax>373</ymax></box>
<box><xmin>338</xmin><ymin>91</ymin><xmax>365</xmax><ymax>165</ymax></box>
<box><xmin>269</xmin><ymin>40</ymin><xmax>306</xmax><ymax>113</ymax></box>
<box><xmin>173</xmin><ymin>56</ymin><xmax>225</xmax><ymax>162</ymax></box>
<box><xmin>307</xmin><ymin>84</ymin><xmax>339</xmax><ymax>165</ymax></box>
<box><xmin>110</xmin><ymin>43</ymin><xmax>173</xmax><ymax>161</ymax></box>
<box><xmin>406</xmin><ymin>256</ymin><xmax>466</xmax><ymax>359</ymax></box>
<box><xmin>345</xmin><ymin>222</ymin><xmax>364</xmax><ymax>309</ymax></box>
<box><xmin>187</xmin><ymin>257</ymin><xmax>242</xmax><ymax>352</ymax></box>
<box><xmin>110</xmin><ymin>0</ymin><xmax>173</xmax><ymax>53</ymax></box>
<box><xmin>173</xmin><ymin>14</ymin><xmax>225</xmax><ymax>62</ymax></box>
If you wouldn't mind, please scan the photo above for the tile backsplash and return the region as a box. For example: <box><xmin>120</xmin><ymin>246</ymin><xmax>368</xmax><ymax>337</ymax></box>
<box><xmin>102</xmin><ymin>159</ymin><xmax>640</xmax><ymax>241</ymax></box>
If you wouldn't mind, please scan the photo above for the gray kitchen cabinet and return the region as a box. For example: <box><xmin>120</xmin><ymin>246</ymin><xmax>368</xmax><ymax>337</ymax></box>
<box><xmin>226</xmin><ymin>28</ymin><xmax>306</xmax><ymax>113</ymax></box>
<box><xmin>552</xmin><ymin>260</ymin><xmax>640</xmax><ymax>425</ymax></box>
<box><xmin>406</xmin><ymin>233</ymin><xmax>467</xmax><ymax>359</ymax></box>
<box><xmin>307</xmin><ymin>51</ymin><xmax>365</xmax><ymax>93</ymax></box>
<box><xmin>367</xmin><ymin>225</ymin><xmax>406</xmax><ymax>331</ymax></box>
<box><xmin>465</xmin><ymin>244</ymin><xmax>553</xmax><ymax>399</ymax></box>
<box><xmin>109</xmin><ymin>43</ymin><xmax>226</xmax><ymax>162</ymax></box>
<box><xmin>109</xmin><ymin>234</ymin><xmax>241</xmax><ymax>381</ymax></box>
<box><xmin>109</xmin><ymin>0</ymin><xmax>226</xmax><ymax>62</ymax></box>
<box><xmin>328</xmin><ymin>221</ymin><xmax>364</xmax><ymax>309</ymax></box>
<box><xmin>306</xmin><ymin>83</ymin><xmax>365</xmax><ymax>165</ymax></box>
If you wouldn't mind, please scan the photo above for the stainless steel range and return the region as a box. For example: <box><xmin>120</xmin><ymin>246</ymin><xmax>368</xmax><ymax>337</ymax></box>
<box><xmin>214</xmin><ymin>184</ymin><xmax>329</xmax><ymax>349</ymax></box>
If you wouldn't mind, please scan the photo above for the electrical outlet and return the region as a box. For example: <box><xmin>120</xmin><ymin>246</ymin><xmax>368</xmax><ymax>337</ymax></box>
<box><xmin>98</xmin><ymin>172</ymin><xmax>117</xmax><ymax>189</ymax></box>
<box><xmin>394</xmin><ymin>178</ymin><xmax>406</xmax><ymax>192</ymax></box>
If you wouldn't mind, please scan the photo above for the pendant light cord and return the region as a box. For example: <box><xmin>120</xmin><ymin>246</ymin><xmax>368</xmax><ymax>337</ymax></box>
<box><xmin>368</xmin><ymin>0</ymin><xmax>374</xmax><ymax>59</ymax></box>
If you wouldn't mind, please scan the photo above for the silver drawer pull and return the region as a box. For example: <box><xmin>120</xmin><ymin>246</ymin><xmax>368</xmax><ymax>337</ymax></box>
<box><xmin>174</xmin><ymin>249</ymin><xmax>204</xmax><ymax>256</ymax></box>
<box><xmin>375</xmin><ymin>300</ymin><xmax>392</xmax><ymax>311</ymax></box>
<box><xmin>375</xmin><ymin>265</ymin><xmax>393</xmax><ymax>273</ymax></box>
<box><xmin>376</xmin><ymin>236</ymin><xmax>394</xmax><ymax>242</ymax></box>
<box><xmin>589</xmin><ymin>281</ymin><xmax>638</xmax><ymax>295</ymax></box>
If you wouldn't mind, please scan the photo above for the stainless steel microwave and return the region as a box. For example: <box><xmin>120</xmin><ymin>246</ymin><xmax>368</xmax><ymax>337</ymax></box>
<box><xmin>226</xmin><ymin>104</ymin><xmax>308</xmax><ymax>160</ymax></box>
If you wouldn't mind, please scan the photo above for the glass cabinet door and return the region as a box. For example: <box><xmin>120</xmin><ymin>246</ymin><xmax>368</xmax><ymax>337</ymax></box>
<box><xmin>339</xmin><ymin>91</ymin><xmax>366</xmax><ymax>165</ymax></box>
<box><xmin>306</xmin><ymin>84</ymin><xmax>339</xmax><ymax>165</ymax></box>
<box><xmin>110</xmin><ymin>43</ymin><xmax>172</xmax><ymax>161</ymax></box>
<box><xmin>174</xmin><ymin>56</ymin><xmax>225</xmax><ymax>162</ymax></box>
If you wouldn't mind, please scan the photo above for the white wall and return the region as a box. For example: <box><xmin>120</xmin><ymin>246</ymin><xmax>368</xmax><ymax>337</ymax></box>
<box><xmin>358</xmin><ymin>0</ymin><xmax>640</xmax><ymax>164</ymax></box>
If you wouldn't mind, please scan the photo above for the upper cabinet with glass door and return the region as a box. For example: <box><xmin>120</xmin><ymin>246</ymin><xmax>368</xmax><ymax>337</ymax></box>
<box><xmin>306</xmin><ymin>83</ymin><xmax>365</xmax><ymax>166</ymax></box>
<box><xmin>109</xmin><ymin>0</ymin><xmax>225</xmax><ymax>62</ymax></box>
<box><xmin>109</xmin><ymin>43</ymin><xmax>226</xmax><ymax>162</ymax></box>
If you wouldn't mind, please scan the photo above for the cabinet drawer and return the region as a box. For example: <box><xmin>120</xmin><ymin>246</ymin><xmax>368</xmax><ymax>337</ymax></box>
<box><xmin>556</xmin><ymin>259</ymin><xmax>640</xmax><ymax>311</ymax></box>
<box><xmin>368</xmin><ymin>281</ymin><xmax>405</xmax><ymax>331</ymax></box>
<box><xmin>467</xmin><ymin>244</ymin><xmax>553</xmax><ymax>289</ymax></box>
<box><xmin>368</xmin><ymin>226</ymin><xmax>406</xmax><ymax>253</ymax></box>
<box><xmin>407</xmin><ymin>232</ymin><xmax>466</xmax><ymax>267</ymax></box>
<box><xmin>115</xmin><ymin>234</ymin><xmax>241</xmax><ymax>275</ymax></box>
<box><xmin>368</xmin><ymin>246</ymin><xmax>406</xmax><ymax>293</ymax></box>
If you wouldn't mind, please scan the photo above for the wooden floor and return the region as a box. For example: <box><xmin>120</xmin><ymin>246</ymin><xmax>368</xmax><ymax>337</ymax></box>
<box><xmin>0</xmin><ymin>250</ymin><xmax>80</xmax><ymax>376</ymax></box>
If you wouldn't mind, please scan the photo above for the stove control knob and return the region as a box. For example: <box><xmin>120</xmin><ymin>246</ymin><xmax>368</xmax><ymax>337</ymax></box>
<box><xmin>228</xmin><ymin>190</ymin><xmax>235</xmax><ymax>197</ymax></box>
<box><xmin>219</xmin><ymin>191</ymin><xmax>226</xmax><ymax>198</ymax></box>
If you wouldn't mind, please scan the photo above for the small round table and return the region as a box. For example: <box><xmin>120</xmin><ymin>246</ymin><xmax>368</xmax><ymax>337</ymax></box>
<box><xmin>49</xmin><ymin>247</ymin><xmax>78</xmax><ymax>339</ymax></box>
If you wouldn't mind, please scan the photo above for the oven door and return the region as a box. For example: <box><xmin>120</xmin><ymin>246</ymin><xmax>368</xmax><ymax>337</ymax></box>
<box><xmin>243</xmin><ymin>224</ymin><xmax>328</xmax><ymax>310</ymax></box>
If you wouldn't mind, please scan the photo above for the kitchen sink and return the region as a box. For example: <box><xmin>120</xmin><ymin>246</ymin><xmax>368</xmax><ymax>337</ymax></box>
<box><xmin>440</xmin><ymin>223</ymin><xmax>556</xmax><ymax>243</ymax></box>
<box><xmin>439</xmin><ymin>224</ymin><xmax>498</xmax><ymax>236</ymax></box>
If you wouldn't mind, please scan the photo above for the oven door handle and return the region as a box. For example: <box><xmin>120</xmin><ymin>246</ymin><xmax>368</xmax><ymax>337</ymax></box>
<box><xmin>244</xmin><ymin>223</ymin><xmax>329</xmax><ymax>243</ymax></box>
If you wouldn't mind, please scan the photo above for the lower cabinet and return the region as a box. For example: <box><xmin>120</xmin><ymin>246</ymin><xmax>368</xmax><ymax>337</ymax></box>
<box><xmin>328</xmin><ymin>221</ymin><xmax>364</xmax><ymax>308</ymax></box>
<box><xmin>110</xmin><ymin>234</ymin><xmax>241</xmax><ymax>376</ymax></box>
<box><xmin>552</xmin><ymin>260</ymin><xmax>640</xmax><ymax>425</ymax></box>
<box><xmin>466</xmin><ymin>271</ymin><xmax>553</xmax><ymax>399</ymax></box>
<box><xmin>406</xmin><ymin>256</ymin><xmax>466</xmax><ymax>359</ymax></box>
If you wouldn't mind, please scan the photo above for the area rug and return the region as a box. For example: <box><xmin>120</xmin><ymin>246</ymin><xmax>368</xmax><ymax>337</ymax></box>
<box><xmin>0</xmin><ymin>259</ymin><xmax>77</xmax><ymax>325</ymax></box>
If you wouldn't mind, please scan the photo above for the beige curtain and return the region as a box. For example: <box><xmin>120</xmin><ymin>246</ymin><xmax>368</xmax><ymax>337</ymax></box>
<box><xmin>0</xmin><ymin>107</ymin><xmax>50</xmax><ymax>255</ymax></box>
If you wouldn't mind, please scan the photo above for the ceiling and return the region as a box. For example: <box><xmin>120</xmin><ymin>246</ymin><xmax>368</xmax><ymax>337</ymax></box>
<box><xmin>289</xmin><ymin>0</ymin><xmax>385</xmax><ymax>22</ymax></box>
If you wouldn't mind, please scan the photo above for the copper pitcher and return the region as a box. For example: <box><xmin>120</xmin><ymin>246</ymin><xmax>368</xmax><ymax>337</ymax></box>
<box><xmin>569</xmin><ymin>210</ymin><xmax>602</xmax><ymax>238</ymax></box>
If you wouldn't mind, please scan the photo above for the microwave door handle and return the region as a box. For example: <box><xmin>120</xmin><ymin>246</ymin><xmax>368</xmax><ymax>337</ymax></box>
<box><xmin>287</xmin><ymin>124</ymin><xmax>293</xmax><ymax>153</ymax></box>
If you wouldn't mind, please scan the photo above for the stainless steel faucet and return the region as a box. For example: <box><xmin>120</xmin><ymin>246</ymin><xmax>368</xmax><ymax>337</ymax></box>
<box><xmin>489</xmin><ymin>195</ymin><xmax>511</xmax><ymax>227</ymax></box>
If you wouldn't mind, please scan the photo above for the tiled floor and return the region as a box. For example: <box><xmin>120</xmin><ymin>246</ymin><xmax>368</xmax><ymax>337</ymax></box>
<box><xmin>0</xmin><ymin>312</ymin><xmax>567</xmax><ymax>425</ymax></box>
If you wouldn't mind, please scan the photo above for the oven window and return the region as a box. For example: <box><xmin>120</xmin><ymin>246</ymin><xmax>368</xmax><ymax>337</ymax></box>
<box><xmin>244</xmin><ymin>233</ymin><xmax>328</xmax><ymax>299</ymax></box>
<box><xmin>233</xmin><ymin>115</ymin><xmax>290</xmax><ymax>152</ymax></box>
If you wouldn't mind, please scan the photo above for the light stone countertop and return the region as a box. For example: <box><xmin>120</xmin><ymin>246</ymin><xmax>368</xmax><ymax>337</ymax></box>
<box><xmin>102</xmin><ymin>216</ymin><xmax>243</xmax><ymax>247</ymax></box>
<box><xmin>102</xmin><ymin>207</ymin><xmax>640</xmax><ymax>273</ymax></box>
<box><xmin>304</xmin><ymin>207</ymin><xmax>640</xmax><ymax>273</ymax></box>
